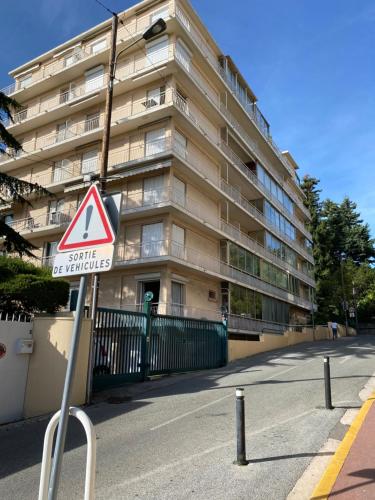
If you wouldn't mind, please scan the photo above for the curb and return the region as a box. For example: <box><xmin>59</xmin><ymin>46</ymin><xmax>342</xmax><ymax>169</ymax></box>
<box><xmin>311</xmin><ymin>391</ymin><xmax>375</xmax><ymax>499</ymax></box>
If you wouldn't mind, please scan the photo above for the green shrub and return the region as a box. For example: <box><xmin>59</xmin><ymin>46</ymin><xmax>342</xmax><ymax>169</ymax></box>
<box><xmin>0</xmin><ymin>256</ymin><xmax>69</xmax><ymax>313</ymax></box>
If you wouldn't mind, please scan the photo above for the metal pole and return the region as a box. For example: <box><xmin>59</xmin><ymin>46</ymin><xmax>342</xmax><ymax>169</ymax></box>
<box><xmin>234</xmin><ymin>388</ymin><xmax>248</xmax><ymax>465</ymax></box>
<box><xmin>143</xmin><ymin>292</ymin><xmax>153</xmax><ymax>381</ymax></box>
<box><xmin>86</xmin><ymin>273</ymin><xmax>100</xmax><ymax>404</ymax></box>
<box><xmin>340</xmin><ymin>257</ymin><xmax>349</xmax><ymax>337</ymax></box>
<box><xmin>48</xmin><ymin>275</ymin><xmax>88</xmax><ymax>500</ymax></box>
<box><xmin>89</xmin><ymin>13</ymin><xmax>118</xmax><ymax>389</ymax></box>
<box><xmin>324</xmin><ymin>356</ymin><xmax>333</xmax><ymax>410</ymax></box>
<box><xmin>100</xmin><ymin>13</ymin><xmax>118</xmax><ymax>195</ymax></box>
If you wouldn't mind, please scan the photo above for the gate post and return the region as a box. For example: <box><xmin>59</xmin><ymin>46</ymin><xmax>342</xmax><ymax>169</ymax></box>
<box><xmin>142</xmin><ymin>291</ymin><xmax>153</xmax><ymax>381</ymax></box>
<box><xmin>222</xmin><ymin>307</ymin><xmax>228</xmax><ymax>366</ymax></box>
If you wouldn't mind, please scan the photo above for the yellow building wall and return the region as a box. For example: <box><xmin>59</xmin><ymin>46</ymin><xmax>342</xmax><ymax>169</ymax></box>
<box><xmin>23</xmin><ymin>316</ymin><xmax>91</xmax><ymax>418</ymax></box>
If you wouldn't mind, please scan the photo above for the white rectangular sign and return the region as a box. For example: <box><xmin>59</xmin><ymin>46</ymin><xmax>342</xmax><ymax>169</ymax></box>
<box><xmin>52</xmin><ymin>245</ymin><xmax>114</xmax><ymax>277</ymax></box>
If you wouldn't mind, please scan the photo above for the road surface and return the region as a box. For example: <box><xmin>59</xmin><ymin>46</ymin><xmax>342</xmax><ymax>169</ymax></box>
<box><xmin>1</xmin><ymin>336</ymin><xmax>375</xmax><ymax>499</ymax></box>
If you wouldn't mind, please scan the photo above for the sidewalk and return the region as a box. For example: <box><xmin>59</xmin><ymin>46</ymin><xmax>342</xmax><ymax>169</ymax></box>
<box><xmin>312</xmin><ymin>393</ymin><xmax>375</xmax><ymax>499</ymax></box>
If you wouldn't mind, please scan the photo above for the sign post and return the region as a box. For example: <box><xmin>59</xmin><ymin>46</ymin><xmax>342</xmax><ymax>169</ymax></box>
<box><xmin>45</xmin><ymin>184</ymin><xmax>119</xmax><ymax>500</ymax></box>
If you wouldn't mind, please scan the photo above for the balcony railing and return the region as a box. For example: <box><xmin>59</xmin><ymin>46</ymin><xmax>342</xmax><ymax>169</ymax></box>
<box><xmin>171</xmin><ymin>88</ymin><xmax>312</xmax><ymax>233</ymax></box>
<box><xmin>115</xmin><ymin>239</ymin><xmax>313</xmax><ymax>310</ymax></box>
<box><xmin>119</xmin><ymin>171</ymin><xmax>314</xmax><ymax>285</ymax></box>
<box><xmin>8</xmin><ymin>205</ymin><xmax>76</xmax><ymax>234</ymax></box>
<box><xmin>227</xmin><ymin>314</ymin><xmax>287</xmax><ymax>334</ymax></box>
<box><xmin>1</xmin><ymin>3</ymin><xmax>173</xmax><ymax>96</ymax></box>
<box><xmin>1</xmin><ymin>87</ymin><xmax>174</xmax><ymax>164</ymax></box>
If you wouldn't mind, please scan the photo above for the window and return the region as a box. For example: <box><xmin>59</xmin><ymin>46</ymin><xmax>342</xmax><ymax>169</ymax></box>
<box><xmin>4</xmin><ymin>214</ymin><xmax>13</xmax><ymax>226</ymax></box>
<box><xmin>19</xmin><ymin>74</ymin><xmax>32</xmax><ymax>89</ymax></box>
<box><xmin>174</xmin><ymin>130</ymin><xmax>187</xmax><ymax>158</ymax></box>
<box><xmin>49</xmin><ymin>199</ymin><xmax>64</xmax><ymax>225</ymax></box>
<box><xmin>15</xmin><ymin>106</ymin><xmax>28</xmax><ymax>123</ymax></box>
<box><xmin>56</xmin><ymin>122</ymin><xmax>69</xmax><ymax>143</ymax></box>
<box><xmin>176</xmin><ymin>39</ymin><xmax>191</xmax><ymax>72</ymax></box>
<box><xmin>84</xmin><ymin>112</ymin><xmax>100</xmax><ymax>132</ymax></box>
<box><xmin>85</xmin><ymin>66</ymin><xmax>104</xmax><ymax>93</ymax></box>
<box><xmin>145</xmin><ymin>35</ymin><xmax>168</xmax><ymax>66</ymax></box>
<box><xmin>81</xmin><ymin>150</ymin><xmax>98</xmax><ymax>174</ymax></box>
<box><xmin>173</xmin><ymin>176</ymin><xmax>186</xmax><ymax>206</ymax></box>
<box><xmin>91</xmin><ymin>38</ymin><xmax>107</xmax><ymax>55</ymax></box>
<box><xmin>145</xmin><ymin>128</ymin><xmax>166</xmax><ymax>156</ymax></box>
<box><xmin>44</xmin><ymin>241</ymin><xmax>58</xmax><ymax>267</ymax></box>
<box><xmin>53</xmin><ymin>159</ymin><xmax>70</xmax><ymax>183</ymax></box>
<box><xmin>171</xmin><ymin>281</ymin><xmax>185</xmax><ymax>315</ymax></box>
<box><xmin>144</xmin><ymin>86</ymin><xmax>165</xmax><ymax>108</ymax></box>
<box><xmin>64</xmin><ymin>48</ymin><xmax>82</xmax><ymax>67</ymax></box>
<box><xmin>208</xmin><ymin>289</ymin><xmax>217</xmax><ymax>301</ymax></box>
<box><xmin>171</xmin><ymin>224</ymin><xmax>185</xmax><ymax>259</ymax></box>
<box><xmin>141</xmin><ymin>223</ymin><xmax>163</xmax><ymax>257</ymax></box>
<box><xmin>143</xmin><ymin>175</ymin><xmax>164</xmax><ymax>205</ymax></box>
<box><xmin>151</xmin><ymin>5</ymin><xmax>169</xmax><ymax>23</ymax></box>
<box><xmin>60</xmin><ymin>84</ymin><xmax>76</xmax><ymax>104</ymax></box>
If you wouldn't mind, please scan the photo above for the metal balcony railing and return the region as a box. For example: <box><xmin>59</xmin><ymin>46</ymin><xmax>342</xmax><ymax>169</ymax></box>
<box><xmin>1</xmin><ymin>3</ymin><xmax>173</xmax><ymax>96</ymax></box>
<box><xmin>8</xmin><ymin>205</ymin><xmax>76</xmax><ymax>233</ymax></box>
<box><xmin>115</xmin><ymin>239</ymin><xmax>313</xmax><ymax>310</ymax></box>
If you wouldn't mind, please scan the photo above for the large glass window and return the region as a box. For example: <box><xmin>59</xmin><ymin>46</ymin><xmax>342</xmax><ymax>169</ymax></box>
<box><xmin>264</xmin><ymin>201</ymin><xmax>296</xmax><ymax>240</ymax></box>
<box><xmin>257</xmin><ymin>165</ymin><xmax>293</xmax><ymax>215</ymax></box>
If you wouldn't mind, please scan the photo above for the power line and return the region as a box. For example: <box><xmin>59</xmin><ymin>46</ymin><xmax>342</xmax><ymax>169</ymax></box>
<box><xmin>94</xmin><ymin>0</ymin><xmax>117</xmax><ymax>16</ymax></box>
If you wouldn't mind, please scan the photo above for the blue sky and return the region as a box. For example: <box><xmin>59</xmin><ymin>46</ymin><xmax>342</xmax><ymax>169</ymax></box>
<box><xmin>2</xmin><ymin>0</ymin><xmax>375</xmax><ymax>233</ymax></box>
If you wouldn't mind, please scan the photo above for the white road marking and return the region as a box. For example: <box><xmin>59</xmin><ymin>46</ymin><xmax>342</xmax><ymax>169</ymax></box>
<box><xmin>113</xmin><ymin>409</ymin><xmax>316</xmax><ymax>491</ymax></box>
<box><xmin>339</xmin><ymin>355</ymin><xmax>351</xmax><ymax>364</ymax></box>
<box><xmin>151</xmin><ymin>364</ymin><xmax>305</xmax><ymax>431</ymax></box>
<box><xmin>347</xmin><ymin>346</ymin><xmax>375</xmax><ymax>350</ymax></box>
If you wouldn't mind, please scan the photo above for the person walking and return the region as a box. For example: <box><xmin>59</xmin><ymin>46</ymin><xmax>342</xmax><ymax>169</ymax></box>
<box><xmin>331</xmin><ymin>321</ymin><xmax>338</xmax><ymax>340</ymax></box>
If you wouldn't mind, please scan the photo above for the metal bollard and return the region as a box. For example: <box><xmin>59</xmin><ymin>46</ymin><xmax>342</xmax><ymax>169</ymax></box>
<box><xmin>233</xmin><ymin>388</ymin><xmax>248</xmax><ymax>465</ymax></box>
<box><xmin>324</xmin><ymin>357</ymin><xmax>333</xmax><ymax>410</ymax></box>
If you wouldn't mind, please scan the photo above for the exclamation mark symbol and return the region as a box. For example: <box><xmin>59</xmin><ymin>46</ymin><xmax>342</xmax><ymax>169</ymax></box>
<box><xmin>83</xmin><ymin>205</ymin><xmax>93</xmax><ymax>239</ymax></box>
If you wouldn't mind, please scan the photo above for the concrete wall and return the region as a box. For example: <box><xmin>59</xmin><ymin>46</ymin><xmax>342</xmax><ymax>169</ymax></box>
<box><xmin>23</xmin><ymin>316</ymin><xmax>92</xmax><ymax>418</ymax></box>
<box><xmin>228</xmin><ymin>324</ymin><xmax>356</xmax><ymax>362</ymax></box>
<box><xmin>0</xmin><ymin>320</ymin><xmax>33</xmax><ymax>424</ymax></box>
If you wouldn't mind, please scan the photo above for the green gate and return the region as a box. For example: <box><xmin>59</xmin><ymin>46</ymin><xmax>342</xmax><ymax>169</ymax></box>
<box><xmin>93</xmin><ymin>304</ymin><xmax>227</xmax><ymax>391</ymax></box>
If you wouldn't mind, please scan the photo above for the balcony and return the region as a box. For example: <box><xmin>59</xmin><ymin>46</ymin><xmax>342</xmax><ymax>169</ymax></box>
<box><xmin>174</xmin><ymin>5</ymin><xmax>303</xmax><ymax>184</ymax></box>
<box><xmin>8</xmin><ymin>205</ymin><xmax>76</xmax><ymax>235</ymax></box>
<box><xmin>0</xmin><ymin>87</ymin><xmax>175</xmax><ymax>168</ymax></box>
<box><xmin>171</xmin><ymin>87</ymin><xmax>311</xmax><ymax>227</ymax></box>
<box><xmin>1</xmin><ymin>2</ymin><xmax>173</xmax><ymax>97</ymax></box>
<box><xmin>115</xmin><ymin>239</ymin><xmax>313</xmax><ymax>311</ymax></box>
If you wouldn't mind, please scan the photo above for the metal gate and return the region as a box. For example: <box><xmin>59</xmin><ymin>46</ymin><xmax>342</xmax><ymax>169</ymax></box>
<box><xmin>92</xmin><ymin>306</ymin><xmax>227</xmax><ymax>391</ymax></box>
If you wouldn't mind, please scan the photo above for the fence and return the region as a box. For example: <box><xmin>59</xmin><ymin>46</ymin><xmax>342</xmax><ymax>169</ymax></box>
<box><xmin>92</xmin><ymin>305</ymin><xmax>227</xmax><ymax>391</ymax></box>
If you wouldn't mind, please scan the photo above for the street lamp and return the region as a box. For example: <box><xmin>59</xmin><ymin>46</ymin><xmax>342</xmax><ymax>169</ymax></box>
<box><xmin>88</xmin><ymin>15</ymin><xmax>167</xmax><ymax>403</ymax></box>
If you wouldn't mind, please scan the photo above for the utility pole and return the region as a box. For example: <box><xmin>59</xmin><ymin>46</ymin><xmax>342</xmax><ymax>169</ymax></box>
<box><xmin>89</xmin><ymin>13</ymin><xmax>118</xmax><ymax>401</ymax></box>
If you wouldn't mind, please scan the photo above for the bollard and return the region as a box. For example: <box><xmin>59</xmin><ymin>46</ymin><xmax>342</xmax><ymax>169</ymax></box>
<box><xmin>233</xmin><ymin>388</ymin><xmax>248</xmax><ymax>465</ymax></box>
<box><xmin>324</xmin><ymin>356</ymin><xmax>333</xmax><ymax>410</ymax></box>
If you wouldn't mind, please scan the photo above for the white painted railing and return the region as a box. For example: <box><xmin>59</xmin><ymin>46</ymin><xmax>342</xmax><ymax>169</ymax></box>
<box><xmin>8</xmin><ymin>205</ymin><xmax>76</xmax><ymax>233</ymax></box>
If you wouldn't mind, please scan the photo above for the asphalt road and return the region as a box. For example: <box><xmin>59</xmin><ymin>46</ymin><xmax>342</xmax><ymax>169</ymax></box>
<box><xmin>1</xmin><ymin>336</ymin><xmax>375</xmax><ymax>500</ymax></box>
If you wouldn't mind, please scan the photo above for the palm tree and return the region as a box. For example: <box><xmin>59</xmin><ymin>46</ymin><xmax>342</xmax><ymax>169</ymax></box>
<box><xmin>0</xmin><ymin>91</ymin><xmax>48</xmax><ymax>255</ymax></box>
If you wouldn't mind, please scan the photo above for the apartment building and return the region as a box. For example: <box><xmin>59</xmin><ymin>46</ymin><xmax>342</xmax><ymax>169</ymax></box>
<box><xmin>0</xmin><ymin>0</ymin><xmax>315</xmax><ymax>335</ymax></box>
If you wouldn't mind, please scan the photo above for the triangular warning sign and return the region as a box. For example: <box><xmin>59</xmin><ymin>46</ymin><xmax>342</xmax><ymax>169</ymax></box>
<box><xmin>58</xmin><ymin>185</ymin><xmax>115</xmax><ymax>252</ymax></box>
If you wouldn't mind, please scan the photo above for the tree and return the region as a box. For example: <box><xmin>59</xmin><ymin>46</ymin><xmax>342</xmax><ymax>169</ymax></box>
<box><xmin>0</xmin><ymin>91</ymin><xmax>49</xmax><ymax>256</ymax></box>
<box><xmin>301</xmin><ymin>175</ymin><xmax>375</xmax><ymax>323</ymax></box>
<box><xmin>0</xmin><ymin>256</ymin><xmax>69</xmax><ymax>313</ymax></box>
